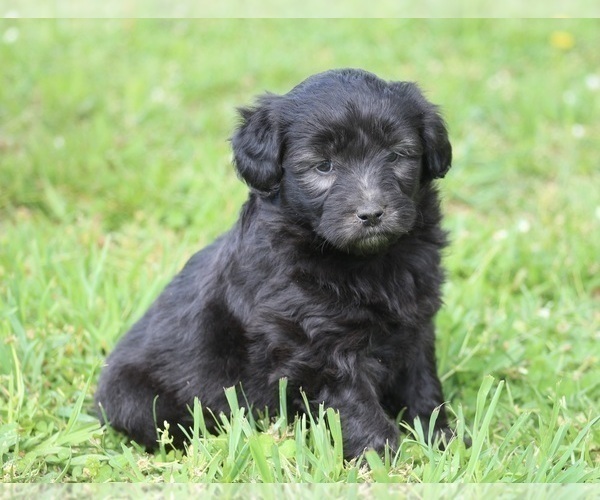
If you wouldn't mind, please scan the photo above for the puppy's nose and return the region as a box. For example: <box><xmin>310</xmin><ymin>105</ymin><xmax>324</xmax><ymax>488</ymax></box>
<box><xmin>356</xmin><ymin>203</ymin><xmax>384</xmax><ymax>226</ymax></box>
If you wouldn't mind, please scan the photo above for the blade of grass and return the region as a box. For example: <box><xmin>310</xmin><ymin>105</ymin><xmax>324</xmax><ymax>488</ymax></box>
<box><xmin>247</xmin><ymin>435</ymin><xmax>274</xmax><ymax>482</ymax></box>
<box><xmin>278</xmin><ymin>377</ymin><xmax>288</xmax><ymax>431</ymax></box>
<box><xmin>547</xmin><ymin>415</ymin><xmax>600</xmax><ymax>482</ymax></box>
<box><xmin>464</xmin><ymin>377</ymin><xmax>504</xmax><ymax>479</ymax></box>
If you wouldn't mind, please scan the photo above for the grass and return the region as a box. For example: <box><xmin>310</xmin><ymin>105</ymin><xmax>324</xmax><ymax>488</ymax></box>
<box><xmin>0</xmin><ymin>19</ymin><xmax>599</xmax><ymax>484</ymax></box>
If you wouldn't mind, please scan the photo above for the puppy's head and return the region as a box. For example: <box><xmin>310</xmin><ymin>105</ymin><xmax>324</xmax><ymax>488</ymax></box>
<box><xmin>232</xmin><ymin>69</ymin><xmax>452</xmax><ymax>254</ymax></box>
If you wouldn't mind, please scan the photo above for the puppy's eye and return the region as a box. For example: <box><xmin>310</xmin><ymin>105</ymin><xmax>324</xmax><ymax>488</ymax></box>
<box><xmin>315</xmin><ymin>160</ymin><xmax>333</xmax><ymax>174</ymax></box>
<box><xmin>385</xmin><ymin>152</ymin><xmax>402</xmax><ymax>163</ymax></box>
<box><xmin>386</xmin><ymin>150</ymin><xmax>414</xmax><ymax>163</ymax></box>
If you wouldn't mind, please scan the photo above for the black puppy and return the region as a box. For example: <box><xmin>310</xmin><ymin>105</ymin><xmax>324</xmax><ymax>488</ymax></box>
<box><xmin>95</xmin><ymin>68</ymin><xmax>454</xmax><ymax>458</ymax></box>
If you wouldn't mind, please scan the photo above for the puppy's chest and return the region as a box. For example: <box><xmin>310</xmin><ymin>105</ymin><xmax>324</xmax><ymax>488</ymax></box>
<box><xmin>274</xmin><ymin>297</ymin><xmax>412</xmax><ymax>385</ymax></box>
<box><xmin>292</xmin><ymin>266</ymin><xmax>423</xmax><ymax>324</ymax></box>
<box><xmin>283</xmin><ymin>273</ymin><xmax>421</xmax><ymax>346</ymax></box>
<box><xmin>246</xmin><ymin>273</ymin><xmax>421</xmax><ymax>383</ymax></box>
<box><xmin>300</xmin><ymin>301</ymin><xmax>410</xmax><ymax>350</ymax></box>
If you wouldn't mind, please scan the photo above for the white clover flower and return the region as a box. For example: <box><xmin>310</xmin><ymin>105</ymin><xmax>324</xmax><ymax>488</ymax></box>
<box><xmin>585</xmin><ymin>74</ymin><xmax>600</xmax><ymax>91</ymax></box>
<box><xmin>150</xmin><ymin>87</ymin><xmax>167</xmax><ymax>103</ymax></box>
<box><xmin>571</xmin><ymin>124</ymin><xmax>586</xmax><ymax>138</ymax></box>
<box><xmin>493</xmin><ymin>229</ymin><xmax>508</xmax><ymax>241</ymax></box>
<box><xmin>538</xmin><ymin>308</ymin><xmax>551</xmax><ymax>319</ymax></box>
<box><xmin>2</xmin><ymin>26</ymin><xmax>18</xmax><ymax>44</ymax></box>
<box><xmin>517</xmin><ymin>219</ymin><xmax>530</xmax><ymax>233</ymax></box>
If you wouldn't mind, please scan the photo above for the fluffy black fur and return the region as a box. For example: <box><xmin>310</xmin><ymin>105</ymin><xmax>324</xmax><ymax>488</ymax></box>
<box><xmin>95</xmin><ymin>69</ymin><xmax>455</xmax><ymax>458</ymax></box>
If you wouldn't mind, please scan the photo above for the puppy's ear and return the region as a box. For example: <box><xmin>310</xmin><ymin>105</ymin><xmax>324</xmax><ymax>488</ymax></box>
<box><xmin>421</xmin><ymin>106</ymin><xmax>452</xmax><ymax>182</ymax></box>
<box><xmin>231</xmin><ymin>94</ymin><xmax>283</xmax><ymax>195</ymax></box>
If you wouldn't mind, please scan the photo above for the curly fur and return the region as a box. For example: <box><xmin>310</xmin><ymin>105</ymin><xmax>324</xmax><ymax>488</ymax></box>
<box><xmin>95</xmin><ymin>68</ymin><xmax>454</xmax><ymax>458</ymax></box>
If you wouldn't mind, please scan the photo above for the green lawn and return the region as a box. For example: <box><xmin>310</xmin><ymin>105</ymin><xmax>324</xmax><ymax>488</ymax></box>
<box><xmin>0</xmin><ymin>19</ymin><xmax>598</xmax><ymax>483</ymax></box>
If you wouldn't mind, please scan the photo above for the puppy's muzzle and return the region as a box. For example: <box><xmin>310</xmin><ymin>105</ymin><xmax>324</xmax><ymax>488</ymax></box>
<box><xmin>356</xmin><ymin>202</ymin><xmax>385</xmax><ymax>227</ymax></box>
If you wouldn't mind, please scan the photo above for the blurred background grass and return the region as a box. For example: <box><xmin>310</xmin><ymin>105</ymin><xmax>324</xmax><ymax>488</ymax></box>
<box><xmin>2</xmin><ymin>20</ymin><xmax>598</xmax><ymax>228</ymax></box>
<box><xmin>0</xmin><ymin>19</ymin><xmax>598</xmax><ymax>482</ymax></box>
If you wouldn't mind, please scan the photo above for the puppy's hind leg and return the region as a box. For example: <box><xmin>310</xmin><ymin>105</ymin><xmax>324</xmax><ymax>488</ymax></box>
<box><xmin>95</xmin><ymin>363</ymin><xmax>188</xmax><ymax>450</ymax></box>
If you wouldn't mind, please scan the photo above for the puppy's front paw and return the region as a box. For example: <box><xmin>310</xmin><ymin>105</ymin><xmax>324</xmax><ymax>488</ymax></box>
<box><xmin>430</xmin><ymin>426</ymin><xmax>471</xmax><ymax>450</ymax></box>
<box><xmin>345</xmin><ymin>425</ymin><xmax>400</xmax><ymax>459</ymax></box>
